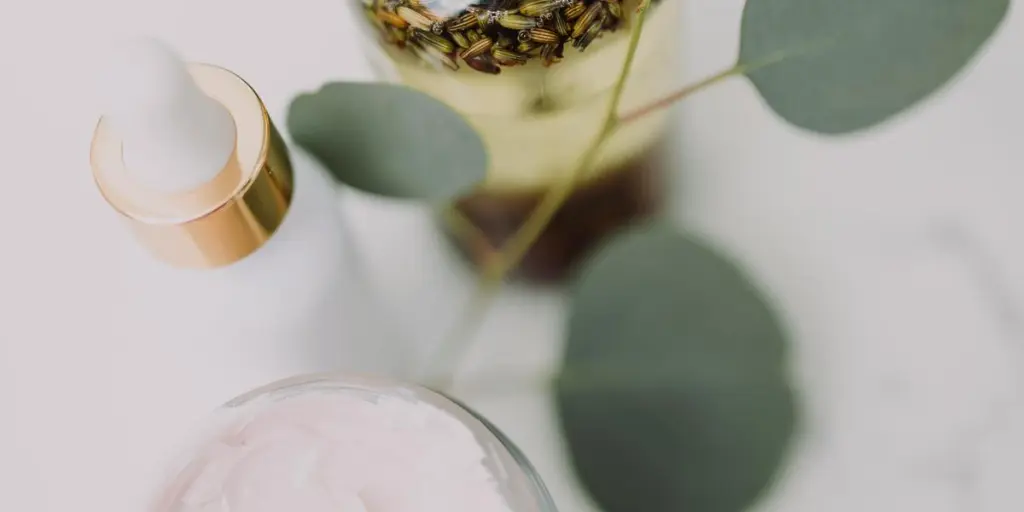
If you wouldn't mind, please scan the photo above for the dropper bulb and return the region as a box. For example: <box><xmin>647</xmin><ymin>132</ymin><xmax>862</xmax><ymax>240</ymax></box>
<box><xmin>99</xmin><ymin>37</ymin><xmax>236</xmax><ymax>193</ymax></box>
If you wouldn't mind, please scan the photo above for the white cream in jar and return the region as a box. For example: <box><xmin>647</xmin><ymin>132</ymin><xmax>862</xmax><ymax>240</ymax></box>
<box><xmin>150</xmin><ymin>376</ymin><xmax>554</xmax><ymax>512</ymax></box>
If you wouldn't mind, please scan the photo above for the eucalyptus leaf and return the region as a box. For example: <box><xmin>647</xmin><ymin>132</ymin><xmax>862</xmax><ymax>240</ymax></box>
<box><xmin>556</xmin><ymin>223</ymin><xmax>796</xmax><ymax>512</ymax></box>
<box><xmin>287</xmin><ymin>82</ymin><xmax>487</xmax><ymax>200</ymax></box>
<box><xmin>739</xmin><ymin>0</ymin><xmax>1009</xmax><ymax>133</ymax></box>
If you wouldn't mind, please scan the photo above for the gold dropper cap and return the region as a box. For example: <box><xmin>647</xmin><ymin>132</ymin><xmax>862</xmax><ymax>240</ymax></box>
<box><xmin>90</xmin><ymin>63</ymin><xmax>293</xmax><ymax>268</ymax></box>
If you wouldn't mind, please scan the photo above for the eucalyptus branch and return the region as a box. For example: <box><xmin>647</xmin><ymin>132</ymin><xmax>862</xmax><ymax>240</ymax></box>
<box><xmin>420</xmin><ymin>279</ymin><xmax>501</xmax><ymax>391</ymax></box>
<box><xmin>441</xmin><ymin>206</ymin><xmax>498</xmax><ymax>261</ymax></box>
<box><xmin>485</xmin><ymin>6</ymin><xmax>651</xmax><ymax>279</ymax></box>
<box><xmin>616</xmin><ymin>64</ymin><xmax>745</xmax><ymax>125</ymax></box>
<box><xmin>422</xmin><ymin>8</ymin><xmax>652</xmax><ymax>392</ymax></box>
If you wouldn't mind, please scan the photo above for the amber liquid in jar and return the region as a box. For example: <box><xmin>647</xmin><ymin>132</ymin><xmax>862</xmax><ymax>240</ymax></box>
<box><xmin>356</xmin><ymin>0</ymin><xmax>680</xmax><ymax>282</ymax></box>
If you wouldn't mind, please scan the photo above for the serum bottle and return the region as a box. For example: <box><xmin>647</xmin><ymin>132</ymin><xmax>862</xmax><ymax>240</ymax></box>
<box><xmin>89</xmin><ymin>38</ymin><xmax>409</xmax><ymax>394</ymax></box>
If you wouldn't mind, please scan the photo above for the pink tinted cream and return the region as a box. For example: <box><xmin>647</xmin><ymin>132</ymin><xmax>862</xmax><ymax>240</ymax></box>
<box><xmin>150</xmin><ymin>389</ymin><xmax>517</xmax><ymax>512</ymax></box>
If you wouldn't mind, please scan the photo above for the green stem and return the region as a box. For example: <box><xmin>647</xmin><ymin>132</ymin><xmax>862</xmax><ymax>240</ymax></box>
<box><xmin>616</xmin><ymin>64</ymin><xmax>745</xmax><ymax>125</ymax></box>
<box><xmin>422</xmin><ymin>9</ymin><xmax>652</xmax><ymax>392</ymax></box>
<box><xmin>485</xmin><ymin>6</ymin><xmax>651</xmax><ymax>279</ymax></box>
<box><xmin>419</xmin><ymin>279</ymin><xmax>500</xmax><ymax>390</ymax></box>
<box><xmin>441</xmin><ymin>206</ymin><xmax>498</xmax><ymax>261</ymax></box>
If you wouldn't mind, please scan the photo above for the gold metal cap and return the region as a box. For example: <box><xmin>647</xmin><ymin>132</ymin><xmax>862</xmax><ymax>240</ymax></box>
<box><xmin>91</xmin><ymin>63</ymin><xmax>293</xmax><ymax>269</ymax></box>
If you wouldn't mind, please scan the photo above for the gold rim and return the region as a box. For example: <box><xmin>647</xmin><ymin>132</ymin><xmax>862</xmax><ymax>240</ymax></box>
<box><xmin>90</xmin><ymin>64</ymin><xmax>293</xmax><ymax>268</ymax></box>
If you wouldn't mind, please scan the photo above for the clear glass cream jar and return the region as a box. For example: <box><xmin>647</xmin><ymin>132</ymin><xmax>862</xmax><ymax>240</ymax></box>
<box><xmin>353</xmin><ymin>0</ymin><xmax>680</xmax><ymax>281</ymax></box>
<box><xmin>148</xmin><ymin>374</ymin><xmax>558</xmax><ymax>512</ymax></box>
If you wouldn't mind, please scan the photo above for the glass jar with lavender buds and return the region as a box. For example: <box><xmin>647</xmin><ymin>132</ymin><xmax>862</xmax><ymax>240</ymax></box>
<box><xmin>353</xmin><ymin>0</ymin><xmax>680</xmax><ymax>282</ymax></box>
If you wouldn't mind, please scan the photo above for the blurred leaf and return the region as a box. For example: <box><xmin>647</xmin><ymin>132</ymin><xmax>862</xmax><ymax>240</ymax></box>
<box><xmin>739</xmin><ymin>0</ymin><xmax>1009</xmax><ymax>134</ymax></box>
<box><xmin>556</xmin><ymin>223</ymin><xmax>796</xmax><ymax>512</ymax></box>
<box><xmin>287</xmin><ymin>82</ymin><xmax>487</xmax><ymax>201</ymax></box>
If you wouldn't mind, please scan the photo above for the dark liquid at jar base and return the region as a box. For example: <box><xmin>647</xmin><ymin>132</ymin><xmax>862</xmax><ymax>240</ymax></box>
<box><xmin>447</xmin><ymin>143</ymin><xmax>666</xmax><ymax>283</ymax></box>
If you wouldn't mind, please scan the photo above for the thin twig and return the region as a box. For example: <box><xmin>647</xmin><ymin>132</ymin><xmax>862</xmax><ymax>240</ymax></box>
<box><xmin>617</xmin><ymin>64</ymin><xmax>745</xmax><ymax>125</ymax></box>
<box><xmin>421</xmin><ymin>8</ymin><xmax>653</xmax><ymax>392</ymax></box>
<box><xmin>419</xmin><ymin>279</ymin><xmax>501</xmax><ymax>390</ymax></box>
<box><xmin>485</xmin><ymin>5</ymin><xmax>652</xmax><ymax>278</ymax></box>
<box><xmin>441</xmin><ymin>205</ymin><xmax>498</xmax><ymax>259</ymax></box>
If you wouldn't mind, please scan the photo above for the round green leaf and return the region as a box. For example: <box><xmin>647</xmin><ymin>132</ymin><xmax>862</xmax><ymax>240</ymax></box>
<box><xmin>556</xmin><ymin>223</ymin><xmax>796</xmax><ymax>512</ymax></box>
<box><xmin>739</xmin><ymin>0</ymin><xmax>1009</xmax><ymax>134</ymax></box>
<box><xmin>287</xmin><ymin>82</ymin><xmax>487</xmax><ymax>200</ymax></box>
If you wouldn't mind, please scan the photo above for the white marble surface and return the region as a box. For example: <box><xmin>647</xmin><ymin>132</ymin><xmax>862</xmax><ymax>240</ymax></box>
<box><xmin>2</xmin><ymin>0</ymin><xmax>1023</xmax><ymax>511</ymax></box>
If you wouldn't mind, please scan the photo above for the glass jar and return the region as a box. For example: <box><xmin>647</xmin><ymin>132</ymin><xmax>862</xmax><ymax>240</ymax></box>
<box><xmin>354</xmin><ymin>0</ymin><xmax>680</xmax><ymax>281</ymax></box>
<box><xmin>149</xmin><ymin>374</ymin><xmax>558</xmax><ymax>512</ymax></box>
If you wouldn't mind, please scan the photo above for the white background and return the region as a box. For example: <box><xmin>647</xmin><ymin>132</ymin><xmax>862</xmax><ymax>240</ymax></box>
<box><xmin>3</xmin><ymin>0</ymin><xmax>1024</xmax><ymax>511</ymax></box>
